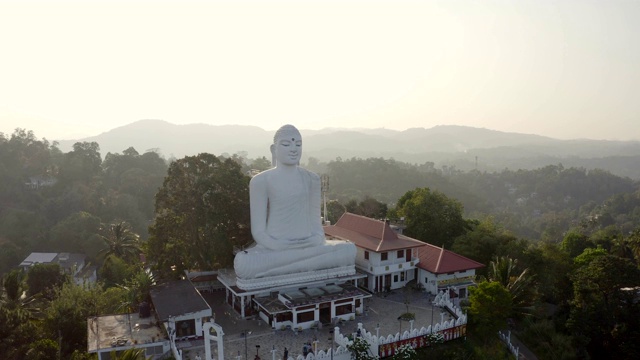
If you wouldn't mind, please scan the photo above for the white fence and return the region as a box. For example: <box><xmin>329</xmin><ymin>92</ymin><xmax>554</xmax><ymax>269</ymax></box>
<box><xmin>189</xmin><ymin>290</ymin><xmax>468</xmax><ymax>360</ymax></box>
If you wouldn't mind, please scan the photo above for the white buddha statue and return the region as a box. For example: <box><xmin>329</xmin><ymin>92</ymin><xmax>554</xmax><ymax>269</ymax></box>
<box><xmin>233</xmin><ymin>125</ymin><xmax>355</xmax><ymax>281</ymax></box>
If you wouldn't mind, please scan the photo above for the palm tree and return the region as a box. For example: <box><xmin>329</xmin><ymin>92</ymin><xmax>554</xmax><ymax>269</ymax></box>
<box><xmin>116</xmin><ymin>269</ymin><xmax>156</xmax><ymax>313</ymax></box>
<box><xmin>610</xmin><ymin>235</ymin><xmax>635</xmax><ymax>262</ymax></box>
<box><xmin>483</xmin><ymin>256</ymin><xmax>537</xmax><ymax>318</ymax></box>
<box><xmin>109</xmin><ymin>348</ymin><xmax>150</xmax><ymax>359</ymax></box>
<box><xmin>625</xmin><ymin>229</ymin><xmax>640</xmax><ymax>264</ymax></box>
<box><xmin>1</xmin><ymin>270</ymin><xmax>43</xmax><ymax>320</ymax></box>
<box><xmin>98</xmin><ymin>221</ymin><xmax>142</xmax><ymax>262</ymax></box>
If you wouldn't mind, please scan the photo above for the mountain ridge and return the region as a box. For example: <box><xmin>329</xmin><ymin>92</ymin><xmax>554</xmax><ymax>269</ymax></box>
<box><xmin>56</xmin><ymin>119</ymin><xmax>640</xmax><ymax>179</ymax></box>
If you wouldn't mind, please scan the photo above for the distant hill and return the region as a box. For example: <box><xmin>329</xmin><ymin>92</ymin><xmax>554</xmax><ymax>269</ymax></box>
<box><xmin>57</xmin><ymin>120</ymin><xmax>640</xmax><ymax>179</ymax></box>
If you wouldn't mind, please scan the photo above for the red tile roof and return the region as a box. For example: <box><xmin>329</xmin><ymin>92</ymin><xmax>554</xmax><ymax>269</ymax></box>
<box><xmin>416</xmin><ymin>243</ymin><xmax>485</xmax><ymax>274</ymax></box>
<box><xmin>324</xmin><ymin>213</ymin><xmax>425</xmax><ymax>252</ymax></box>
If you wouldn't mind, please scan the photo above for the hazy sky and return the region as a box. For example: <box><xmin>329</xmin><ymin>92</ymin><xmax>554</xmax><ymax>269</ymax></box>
<box><xmin>1</xmin><ymin>0</ymin><xmax>639</xmax><ymax>141</ymax></box>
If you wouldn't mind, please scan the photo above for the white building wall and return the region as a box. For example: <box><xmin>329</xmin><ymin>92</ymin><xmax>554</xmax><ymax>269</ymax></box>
<box><xmin>418</xmin><ymin>269</ymin><xmax>477</xmax><ymax>296</ymax></box>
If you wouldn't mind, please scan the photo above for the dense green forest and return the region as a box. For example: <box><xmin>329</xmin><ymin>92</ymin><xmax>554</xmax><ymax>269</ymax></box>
<box><xmin>2</xmin><ymin>128</ymin><xmax>640</xmax><ymax>359</ymax></box>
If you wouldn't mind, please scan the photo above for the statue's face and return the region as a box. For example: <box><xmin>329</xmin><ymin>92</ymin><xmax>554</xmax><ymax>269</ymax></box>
<box><xmin>274</xmin><ymin>131</ymin><xmax>302</xmax><ymax>166</ymax></box>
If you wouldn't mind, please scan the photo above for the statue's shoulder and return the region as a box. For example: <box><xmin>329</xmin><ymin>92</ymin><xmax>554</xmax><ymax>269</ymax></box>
<box><xmin>298</xmin><ymin>167</ymin><xmax>320</xmax><ymax>182</ymax></box>
<box><xmin>249</xmin><ymin>168</ymin><xmax>275</xmax><ymax>187</ymax></box>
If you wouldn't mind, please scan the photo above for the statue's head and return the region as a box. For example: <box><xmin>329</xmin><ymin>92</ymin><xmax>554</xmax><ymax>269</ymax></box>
<box><xmin>271</xmin><ymin>124</ymin><xmax>302</xmax><ymax>167</ymax></box>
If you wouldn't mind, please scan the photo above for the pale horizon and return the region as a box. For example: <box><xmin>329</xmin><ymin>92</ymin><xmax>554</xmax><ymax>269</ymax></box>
<box><xmin>1</xmin><ymin>0</ymin><xmax>639</xmax><ymax>142</ymax></box>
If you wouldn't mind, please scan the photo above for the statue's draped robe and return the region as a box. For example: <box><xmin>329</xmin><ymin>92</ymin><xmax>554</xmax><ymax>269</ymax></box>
<box><xmin>234</xmin><ymin>167</ymin><xmax>355</xmax><ymax>279</ymax></box>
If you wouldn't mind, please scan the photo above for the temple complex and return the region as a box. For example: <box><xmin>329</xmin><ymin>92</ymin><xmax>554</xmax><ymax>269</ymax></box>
<box><xmin>218</xmin><ymin>124</ymin><xmax>371</xmax><ymax>329</ymax></box>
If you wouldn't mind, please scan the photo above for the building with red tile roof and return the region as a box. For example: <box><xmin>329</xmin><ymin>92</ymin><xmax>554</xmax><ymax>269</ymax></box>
<box><xmin>416</xmin><ymin>243</ymin><xmax>484</xmax><ymax>299</ymax></box>
<box><xmin>324</xmin><ymin>213</ymin><xmax>424</xmax><ymax>293</ymax></box>
<box><xmin>324</xmin><ymin>212</ymin><xmax>485</xmax><ymax>299</ymax></box>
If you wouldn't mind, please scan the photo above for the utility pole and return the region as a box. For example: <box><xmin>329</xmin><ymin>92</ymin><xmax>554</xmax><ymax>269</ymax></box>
<box><xmin>321</xmin><ymin>174</ymin><xmax>329</xmax><ymax>223</ymax></box>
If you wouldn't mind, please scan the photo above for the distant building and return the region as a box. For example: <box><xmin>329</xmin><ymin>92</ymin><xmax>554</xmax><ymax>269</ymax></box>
<box><xmin>25</xmin><ymin>175</ymin><xmax>57</xmax><ymax>189</ymax></box>
<box><xmin>19</xmin><ymin>252</ymin><xmax>97</xmax><ymax>284</ymax></box>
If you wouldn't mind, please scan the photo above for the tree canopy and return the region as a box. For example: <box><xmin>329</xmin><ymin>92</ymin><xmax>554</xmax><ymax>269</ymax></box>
<box><xmin>392</xmin><ymin>187</ymin><xmax>471</xmax><ymax>248</ymax></box>
<box><xmin>146</xmin><ymin>153</ymin><xmax>251</xmax><ymax>278</ymax></box>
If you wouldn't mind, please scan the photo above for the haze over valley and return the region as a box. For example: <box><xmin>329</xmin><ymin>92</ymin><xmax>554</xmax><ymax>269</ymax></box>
<box><xmin>55</xmin><ymin>119</ymin><xmax>640</xmax><ymax>179</ymax></box>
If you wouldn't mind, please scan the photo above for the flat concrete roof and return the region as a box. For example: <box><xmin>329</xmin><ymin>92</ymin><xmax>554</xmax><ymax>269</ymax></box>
<box><xmin>87</xmin><ymin>313</ymin><xmax>164</xmax><ymax>353</ymax></box>
<box><xmin>20</xmin><ymin>252</ymin><xmax>57</xmax><ymax>267</ymax></box>
<box><xmin>253</xmin><ymin>283</ymin><xmax>372</xmax><ymax>315</ymax></box>
<box><xmin>150</xmin><ymin>280</ymin><xmax>211</xmax><ymax>321</ymax></box>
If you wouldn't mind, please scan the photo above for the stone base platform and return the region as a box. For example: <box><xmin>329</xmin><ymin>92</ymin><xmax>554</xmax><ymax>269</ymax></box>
<box><xmin>235</xmin><ymin>265</ymin><xmax>356</xmax><ymax>291</ymax></box>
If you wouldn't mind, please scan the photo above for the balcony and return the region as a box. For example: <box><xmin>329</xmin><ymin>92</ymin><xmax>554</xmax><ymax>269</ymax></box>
<box><xmin>356</xmin><ymin>257</ymin><xmax>420</xmax><ymax>276</ymax></box>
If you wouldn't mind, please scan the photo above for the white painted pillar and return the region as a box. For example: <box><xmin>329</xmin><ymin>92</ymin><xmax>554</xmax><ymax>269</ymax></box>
<box><xmin>330</xmin><ymin>301</ymin><xmax>335</xmax><ymax>320</ymax></box>
<box><xmin>292</xmin><ymin>308</ymin><xmax>297</xmax><ymax>329</ymax></box>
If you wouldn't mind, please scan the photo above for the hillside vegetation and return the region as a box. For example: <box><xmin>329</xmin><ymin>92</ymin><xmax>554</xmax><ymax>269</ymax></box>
<box><xmin>3</xmin><ymin>127</ymin><xmax>640</xmax><ymax>359</ymax></box>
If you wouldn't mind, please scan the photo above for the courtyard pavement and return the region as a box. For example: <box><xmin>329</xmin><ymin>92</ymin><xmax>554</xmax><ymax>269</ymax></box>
<box><xmin>179</xmin><ymin>289</ymin><xmax>452</xmax><ymax>360</ymax></box>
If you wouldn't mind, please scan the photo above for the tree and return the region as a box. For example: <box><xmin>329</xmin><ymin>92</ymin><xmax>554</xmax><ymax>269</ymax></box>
<box><xmin>468</xmin><ymin>281</ymin><xmax>513</xmax><ymax>338</ymax></box>
<box><xmin>326</xmin><ymin>200</ymin><xmax>347</xmax><ymax>224</ymax></box>
<box><xmin>451</xmin><ymin>218</ymin><xmax>524</xmax><ymax>277</ymax></box>
<box><xmin>573</xmin><ymin>247</ymin><xmax>607</xmax><ymax>268</ymax></box>
<box><xmin>24</xmin><ymin>339</ymin><xmax>59</xmax><ymax>360</ymax></box>
<box><xmin>519</xmin><ymin>318</ymin><xmax>576</xmax><ymax>360</ymax></box>
<box><xmin>116</xmin><ymin>269</ymin><xmax>156</xmax><ymax>312</ymax></box>
<box><xmin>43</xmin><ymin>283</ymin><xmax>104</xmax><ymax>358</ymax></box>
<box><xmin>99</xmin><ymin>255</ymin><xmax>136</xmax><ymax>288</ymax></box>
<box><xmin>344</xmin><ymin>196</ymin><xmax>388</xmax><ymax>219</ymax></box>
<box><xmin>1</xmin><ymin>269</ymin><xmax>42</xmax><ymax>319</ymax></box>
<box><xmin>568</xmin><ymin>255</ymin><xmax>640</xmax><ymax>358</ymax></box>
<box><xmin>58</xmin><ymin>141</ymin><xmax>102</xmax><ymax>183</ymax></box>
<box><xmin>0</xmin><ymin>305</ymin><xmax>40</xmax><ymax>360</ymax></box>
<box><xmin>49</xmin><ymin>211</ymin><xmax>102</xmax><ymax>255</ymax></box>
<box><xmin>393</xmin><ymin>187</ymin><xmax>470</xmax><ymax>248</ymax></box>
<box><xmin>101</xmin><ymin>148</ymin><xmax>167</xmax><ymax>226</ymax></box>
<box><xmin>534</xmin><ymin>241</ymin><xmax>573</xmax><ymax>304</ymax></box>
<box><xmin>108</xmin><ymin>348</ymin><xmax>150</xmax><ymax>360</ymax></box>
<box><xmin>2</xmin><ymin>269</ymin><xmax>23</xmax><ymax>304</ymax></box>
<box><xmin>484</xmin><ymin>256</ymin><xmax>537</xmax><ymax>318</ymax></box>
<box><xmin>627</xmin><ymin>228</ymin><xmax>640</xmax><ymax>263</ymax></box>
<box><xmin>347</xmin><ymin>337</ymin><xmax>376</xmax><ymax>360</ymax></box>
<box><xmin>26</xmin><ymin>263</ymin><xmax>68</xmax><ymax>299</ymax></box>
<box><xmin>390</xmin><ymin>344</ymin><xmax>417</xmax><ymax>360</ymax></box>
<box><xmin>98</xmin><ymin>221</ymin><xmax>142</xmax><ymax>262</ymax></box>
<box><xmin>560</xmin><ymin>231</ymin><xmax>591</xmax><ymax>258</ymax></box>
<box><xmin>146</xmin><ymin>153</ymin><xmax>251</xmax><ymax>279</ymax></box>
<box><xmin>249</xmin><ymin>156</ymin><xmax>272</xmax><ymax>172</ymax></box>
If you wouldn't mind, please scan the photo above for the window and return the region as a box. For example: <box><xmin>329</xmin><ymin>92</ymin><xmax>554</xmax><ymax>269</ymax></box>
<box><xmin>364</xmin><ymin>251</ymin><xmax>369</xmax><ymax>260</ymax></box>
<box><xmin>401</xmin><ymin>272</ymin><xmax>405</xmax><ymax>281</ymax></box>
<box><xmin>394</xmin><ymin>275</ymin><xmax>398</xmax><ymax>282</ymax></box>
<box><xmin>397</xmin><ymin>250</ymin><xmax>404</xmax><ymax>258</ymax></box>
<box><xmin>297</xmin><ymin>310</ymin><xmax>315</xmax><ymax>323</ymax></box>
<box><xmin>335</xmin><ymin>304</ymin><xmax>352</xmax><ymax>316</ymax></box>
<box><xmin>381</xmin><ymin>252</ymin><xmax>388</xmax><ymax>261</ymax></box>
<box><xmin>176</xmin><ymin>319</ymin><xmax>195</xmax><ymax>338</ymax></box>
<box><xmin>459</xmin><ymin>288</ymin><xmax>467</xmax><ymax>298</ymax></box>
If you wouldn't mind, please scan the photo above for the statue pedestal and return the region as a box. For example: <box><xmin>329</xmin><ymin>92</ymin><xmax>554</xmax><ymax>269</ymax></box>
<box><xmin>235</xmin><ymin>265</ymin><xmax>356</xmax><ymax>291</ymax></box>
